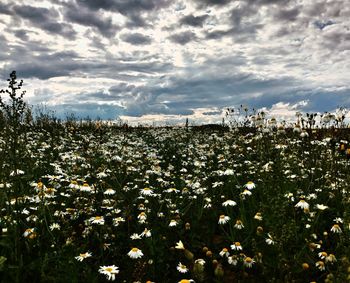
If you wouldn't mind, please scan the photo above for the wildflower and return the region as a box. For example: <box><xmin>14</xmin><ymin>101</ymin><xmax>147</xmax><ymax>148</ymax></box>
<box><xmin>234</xmin><ymin>219</ymin><xmax>244</xmax><ymax>229</ymax></box>
<box><xmin>295</xmin><ymin>199</ymin><xmax>309</xmax><ymax>210</ymax></box>
<box><xmin>228</xmin><ymin>255</ymin><xmax>238</xmax><ymax>266</ymax></box>
<box><xmin>302</xmin><ymin>263</ymin><xmax>309</xmax><ymax>270</ymax></box>
<box><xmin>231</xmin><ymin>242</ymin><xmax>243</xmax><ymax>251</ymax></box>
<box><xmin>113</xmin><ymin>217</ymin><xmax>125</xmax><ymax>226</ymax></box>
<box><xmin>140</xmin><ymin>228</ymin><xmax>151</xmax><ymax>238</ymax></box>
<box><xmin>10</xmin><ymin>169</ymin><xmax>25</xmax><ymax>176</ymax></box>
<box><xmin>326</xmin><ymin>254</ymin><xmax>336</xmax><ymax>263</ymax></box>
<box><xmin>89</xmin><ymin>216</ymin><xmax>105</xmax><ymax>225</ymax></box>
<box><xmin>23</xmin><ymin>228</ymin><xmax>36</xmax><ymax>238</ymax></box>
<box><xmin>254</xmin><ymin>212</ymin><xmax>263</xmax><ymax>221</ymax></box>
<box><xmin>308</xmin><ymin>242</ymin><xmax>321</xmax><ymax>251</ymax></box>
<box><xmin>175</xmin><ymin>240</ymin><xmax>185</xmax><ymax>250</ymax></box>
<box><xmin>103</xmin><ymin>243</ymin><xmax>111</xmax><ymax>250</ymax></box>
<box><xmin>330</xmin><ymin>224</ymin><xmax>342</xmax><ymax>233</ymax></box>
<box><xmin>333</xmin><ymin>217</ymin><xmax>343</xmax><ymax>223</ymax></box>
<box><xmin>218</xmin><ymin>215</ymin><xmax>230</xmax><ymax>225</ymax></box>
<box><xmin>245</xmin><ymin>181</ymin><xmax>256</xmax><ymax>190</ymax></box>
<box><xmin>69</xmin><ymin>180</ymin><xmax>79</xmax><ymax>189</ymax></box>
<box><xmin>128</xmin><ymin>247</ymin><xmax>144</xmax><ymax>259</ymax></box>
<box><xmin>140</xmin><ymin>187</ymin><xmax>154</xmax><ymax>196</ymax></box>
<box><xmin>177</xmin><ymin>262</ymin><xmax>189</xmax><ymax>273</ymax></box>
<box><xmin>97</xmin><ymin>171</ymin><xmax>108</xmax><ymax>178</ymax></box>
<box><xmin>49</xmin><ymin>223</ymin><xmax>61</xmax><ymax>231</ymax></box>
<box><xmin>75</xmin><ymin>252</ymin><xmax>92</xmax><ymax>261</ymax></box>
<box><xmin>137</xmin><ymin>212</ymin><xmax>147</xmax><ymax>223</ymax></box>
<box><xmin>80</xmin><ymin>183</ymin><xmax>93</xmax><ymax>193</ymax></box>
<box><xmin>243</xmin><ymin>257</ymin><xmax>255</xmax><ymax>268</ymax></box>
<box><xmin>315</xmin><ymin>261</ymin><xmax>325</xmax><ymax>271</ymax></box>
<box><xmin>178</xmin><ymin>280</ymin><xmax>194</xmax><ymax>283</ymax></box>
<box><xmin>316</xmin><ymin>204</ymin><xmax>328</xmax><ymax>210</ymax></box>
<box><xmin>219</xmin><ymin>248</ymin><xmax>230</xmax><ymax>257</ymax></box>
<box><xmin>318</xmin><ymin>251</ymin><xmax>327</xmax><ymax>259</ymax></box>
<box><xmin>169</xmin><ymin>219</ymin><xmax>178</xmax><ymax>227</ymax></box>
<box><xmin>265</xmin><ymin>233</ymin><xmax>275</xmax><ymax>245</ymax></box>
<box><xmin>130</xmin><ymin>233</ymin><xmax>142</xmax><ymax>240</ymax></box>
<box><xmin>242</xmin><ymin>189</ymin><xmax>252</xmax><ymax>196</ymax></box>
<box><xmin>99</xmin><ymin>265</ymin><xmax>119</xmax><ymax>281</ymax></box>
<box><xmin>104</xmin><ymin>188</ymin><xmax>116</xmax><ymax>195</ymax></box>
<box><xmin>195</xmin><ymin>259</ymin><xmax>205</xmax><ymax>265</ymax></box>
<box><xmin>222</xmin><ymin>200</ymin><xmax>237</xmax><ymax>207</ymax></box>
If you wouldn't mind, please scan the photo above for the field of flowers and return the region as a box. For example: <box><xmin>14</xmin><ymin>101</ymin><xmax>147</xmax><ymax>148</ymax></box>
<box><xmin>1</xmin><ymin>120</ymin><xmax>350</xmax><ymax>282</ymax></box>
<box><xmin>1</xmin><ymin>73</ymin><xmax>350</xmax><ymax>282</ymax></box>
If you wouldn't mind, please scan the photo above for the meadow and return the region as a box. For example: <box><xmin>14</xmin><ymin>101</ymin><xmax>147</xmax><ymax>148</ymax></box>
<box><xmin>1</xmin><ymin>72</ymin><xmax>350</xmax><ymax>282</ymax></box>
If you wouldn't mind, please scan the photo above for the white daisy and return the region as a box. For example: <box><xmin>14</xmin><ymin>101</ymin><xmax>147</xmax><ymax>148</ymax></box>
<box><xmin>75</xmin><ymin>252</ymin><xmax>92</xmax><ymax>262</ymax></box>
<box><xmin>244</xmin><ymin>181</ymin><xmax>256</xmax><ymax>190</ymax></box>
<box><xmin>99</xmin><ymin>265</ymin><xmax>119</xmax><ymax>281</ymax></box>
<box><xmin>128</xmin><ymin>247</ymin><xmax>144</xmax><ymax>259</ymax></box>
<box><xmin>218</xmin><ymin>215</ymin><xmax>230</xmax><ymax>225</ymax></box>
<box><xmin>295</xmin><ymin>199</ymin><xmax>309</xmax><ymax>210</ymax></box>
<box><xmin>222</xmin><ymin>200</ymin><xmax>237</xmax><ymax>207</ymax></box>
<box><xmin>177</xmin><ymin>262</ymin><xmax>188</xmax><ymax>273</ymax></box>
<box><xmin>231</xmin><ymin>242</ymin><xmax>243</xmax><ymax>251</ymax></box>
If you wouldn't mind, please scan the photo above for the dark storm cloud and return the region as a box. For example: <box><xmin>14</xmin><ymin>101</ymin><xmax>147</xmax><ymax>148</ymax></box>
<box><xmin>121</xmin><ymin>70</ymin><xmax>301</xmax><ymax>117</ymax></box>
<box><xmin>120</xmin><ymin>33</ymin><xmax>152</xmax><ymax>45</ymax></box>
<box><xmin>205</xmin><ymin>29</ymin><xmax>231</xmax><ymax>40</ymax></box>
<box><xmin>168</xmin><ymin>31</ymin><xmax>197</xmax><ymax>45</ymax></box>
<box><xmin>180</xmin><ymin>14</ymin><xmax>208</xmax><ymax>27</ymax></box>
<box><xmin>13</xmin><ymin>29</ymin><xmax>30</xmax><ymax>41</ymax></box>
<box><xmin>7</xmin><ymin>4</ymin><xmax>77</xmax><ymax>39</ymax></box>
<box><xmin>192</xmin><ymin>0</ymin><xmax>230</xmax><ymax>7</ymax></box>
<box><xmin>109</xmin><ymin>83</ymin><xmax>136</xmax><ymax>94</ymax></box>
<box><xmin>2</xmin><ymin>46</ymin><xmax>173</xmax><ymax>80</ymax></box>
<box><xmin>75</xmin><ymin>0</ymin><xmax>171</xmax><ymax>28</ymax></box>
<box><xmin>76</xmin><ymin>0</ymin><xmax>169</xmax><ymax>13</ymax></box>
<box><xmin>273</xmin><ymin>7</ymin><xmax>300</xmax><ymax>22</ymax></box>
<box><xmin>204</xmin><ymin>3</ymin><xmax>263</xmax><ymax>41</ymax></box>
<box><xmin>0</xmin><ymin>2</ymin><xmax>11</xmax><ymax>15</ymax></box>
<box><xmin>63</xmin><ymin>3</ymin><xmax>118</xmax><ymax>37</ymax></box>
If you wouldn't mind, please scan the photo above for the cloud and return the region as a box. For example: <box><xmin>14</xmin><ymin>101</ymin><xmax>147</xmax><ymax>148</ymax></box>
<box><xmin>0</xmin><ymin>2</ymin><xmax>11</xmax><ymax>15</ymax></box>
<box><xmin>314</xmin><ymin>20</ymin><xmax>334</xmax><ymax>30</ymax></box>
<box><xmin>180</xmin><ymin>14</ymin><xmax>208</xmax><ymax>27</ymax></box>
<box><xmin>1</xmin><ymin>0</ymin><xmax>349</xmax><ymax>123</ymax></box>
<box><xmin>192</xmin><ymin>0</ymin><xmax>230</xmax><ymax>8</ymax></box>
<box><xmin>120</xmin><ymin>33</ymin><xmax>152</xmax><ymax>45</ymax></box>
<box><xmin>11</xmin><ymin>4</ymin><xmax>76</xmax><ymax>39</ymax></box>
<box><xmin>168</xmin><ymin>31</ymin><xmax>197</xmax><ymax>45</ymax></box>
<box><xmin>75</xmin><ymin>0</ymin><xmax>171</xmax><ymax>27</ymax></box>
<box><xmin>63</xmin><ymin>3</ymin><xmax>118</xmax><ymax>37</ymax></box>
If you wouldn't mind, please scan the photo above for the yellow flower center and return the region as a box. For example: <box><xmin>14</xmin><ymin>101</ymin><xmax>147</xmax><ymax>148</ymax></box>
<box><xmin>245</xmin><ymin>257</ymin><xmax>252</xmax><ymax>263</ymax></box>
<box><xmin>235</xmin><ymin>242</ymin><xmax>241</xmax><ymax>246</ymax></box>
<box><xmin>105</xmin><ymin>267</ymin><xmax>113</xmax><ymax>272</ymax></box>
<box><xmin>131</xmin><ymin>248</ymin><xmax>139</xmax><ymax>252</ymax></box>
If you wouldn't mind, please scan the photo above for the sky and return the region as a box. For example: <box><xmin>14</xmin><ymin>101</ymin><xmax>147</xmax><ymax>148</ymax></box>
<box><xmin>0</xmin><ymin>0</ymin><xmax>349</xmax><ymax>124</ymax></box>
